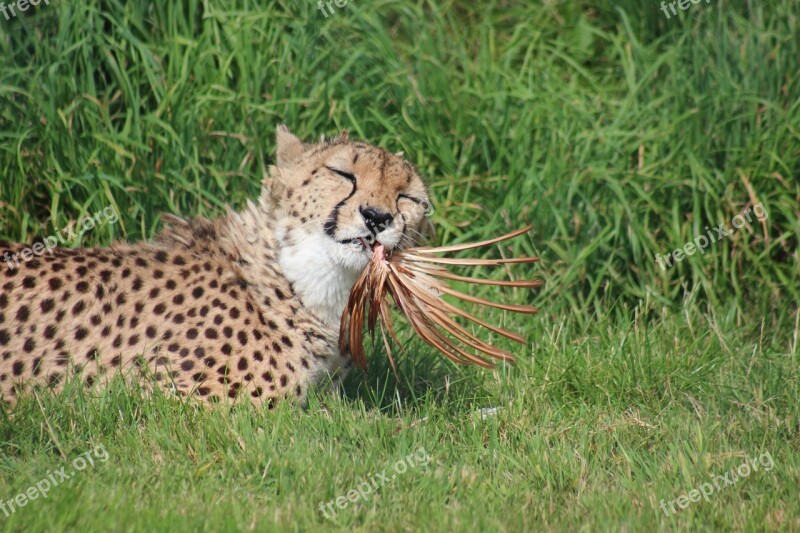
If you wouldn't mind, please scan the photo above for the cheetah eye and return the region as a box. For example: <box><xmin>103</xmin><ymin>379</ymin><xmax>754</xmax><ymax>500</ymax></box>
<box><xmin>398</xmin><ymin>195</ymin><xmax>432</xmax><ymax>217</ymax></box>
<box><xmin>398</xmin><ymin>194</ymin><xmax>425</xmax><ymax>205</ymax></box>
<box><xmin>325</xmin><ymin>166</ymin><xmax>356</xmax><ymax>183</ymax></box>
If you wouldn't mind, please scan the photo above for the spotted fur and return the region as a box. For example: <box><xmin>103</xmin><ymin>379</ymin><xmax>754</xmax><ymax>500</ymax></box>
<box><xmin>0</xmin><ymin>126</ymin><xmax>431</xmax><ymax>406</ymax></box>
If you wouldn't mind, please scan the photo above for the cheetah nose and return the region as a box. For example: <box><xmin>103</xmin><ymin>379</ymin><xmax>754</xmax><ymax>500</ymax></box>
<box><xmin>359</xmin><ymin>207</ymin><xmax>393</xmax><ymax>232</ymax></box>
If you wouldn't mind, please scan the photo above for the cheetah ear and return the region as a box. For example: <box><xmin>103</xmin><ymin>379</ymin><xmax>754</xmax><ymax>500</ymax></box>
<box><xmin>276</xmin><ymin>124</ymin><xmax>307</xmax><ymax>166</ymax></box>
<box><xmin>265</xmin><ymin>165</ymin><xmax>286</xmax><ymax>204</ymax></box>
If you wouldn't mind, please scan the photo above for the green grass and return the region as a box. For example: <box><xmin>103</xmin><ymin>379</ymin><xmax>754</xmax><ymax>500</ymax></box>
<box><xmin>1</xmin><ymin>0</ymin><xmax>799</xmax><ymax>530</ymax></box>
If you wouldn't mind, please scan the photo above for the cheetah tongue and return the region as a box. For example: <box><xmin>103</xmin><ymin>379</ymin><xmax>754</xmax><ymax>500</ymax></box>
<box><xmin>357</xmin><ymin>237</ymin><xmax>386</xmax><ymax>258</ymax></box>
<box><xmin>372</xmin><ymin>242</ymin><xmax>386</xmax><ymax>260</ymax></box>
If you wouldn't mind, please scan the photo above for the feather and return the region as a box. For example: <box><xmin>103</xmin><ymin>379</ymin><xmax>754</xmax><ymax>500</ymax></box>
<box><xmin>339</xmin><ymin>227</ymin><xmax>541</xmax><ymax>370</ymax></box>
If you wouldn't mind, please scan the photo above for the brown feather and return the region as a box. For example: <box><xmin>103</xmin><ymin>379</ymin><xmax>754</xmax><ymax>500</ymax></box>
<box><xmin>339</xmin><ymin>226</ymin><xmax>541</xmax><ymax>370</ymax></box>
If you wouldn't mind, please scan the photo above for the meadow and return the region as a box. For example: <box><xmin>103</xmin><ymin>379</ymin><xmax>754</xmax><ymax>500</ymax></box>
<box><xmin>0</xmin><ymin>0</ymin><xmax>798</xmax><ymax>530</ymax></box>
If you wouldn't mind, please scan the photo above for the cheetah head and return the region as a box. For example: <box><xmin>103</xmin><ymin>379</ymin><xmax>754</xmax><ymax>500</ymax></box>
<box><xmin>267</xmin><ymin>125</ymin><xmax>432</xmax><ymax>324</ymax></box>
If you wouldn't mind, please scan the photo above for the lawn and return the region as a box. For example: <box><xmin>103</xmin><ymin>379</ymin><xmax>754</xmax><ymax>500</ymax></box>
<box><xmin>0</xmin><ymin>0</ymin><xmax>799</xmax><ymax>531</ymax></box>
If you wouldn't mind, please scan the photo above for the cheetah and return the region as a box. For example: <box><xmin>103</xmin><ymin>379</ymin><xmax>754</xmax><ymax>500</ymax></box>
<box><xmin>0</xmin><ymin>125</ymin><xmax>432</xmax><ymax>407</ymax></box>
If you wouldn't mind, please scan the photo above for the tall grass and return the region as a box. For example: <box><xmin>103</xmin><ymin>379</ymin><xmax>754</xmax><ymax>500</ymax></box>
<box><xmin>1</xmin><ymin>1</ymin><xmax>797</xmax><ymax>316</ymax></box>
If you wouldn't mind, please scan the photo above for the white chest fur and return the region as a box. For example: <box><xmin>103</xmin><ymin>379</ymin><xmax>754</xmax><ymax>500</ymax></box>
<box><xmin>277</xmin><ymin>229</ymin><xmax>362</xmax><ymax>327</ymax></box>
